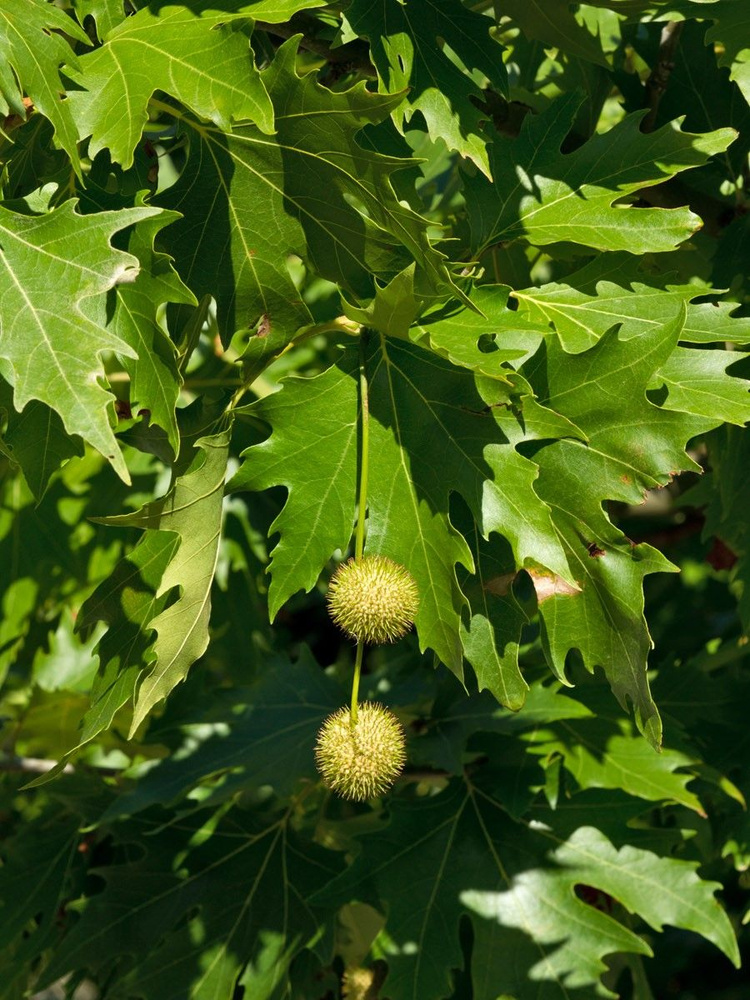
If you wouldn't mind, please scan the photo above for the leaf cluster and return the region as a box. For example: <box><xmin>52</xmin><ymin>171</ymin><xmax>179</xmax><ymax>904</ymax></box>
<box><xmin>1</xmin><ymin>2</ymin><xmax>750</xmax><ymax>998</ymax></box>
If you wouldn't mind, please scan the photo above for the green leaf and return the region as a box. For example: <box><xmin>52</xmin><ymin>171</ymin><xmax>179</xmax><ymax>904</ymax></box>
<box><xmin>345</xmin><ymin>275</ymin><xmax>550</xmax><ymax>378</ymax></box>
<box><xmin>409</xmin><ymin>679</ymin><xmax>595</xmax><ymax>775</ymax></box>
<box><xmin>366</xmin><ymin>334</ymin><xmax>578</xmax><ymax>675</ymax></box>
<box><xmin>456</xmin><ymin>522</ymin><xmax>535</xmax><ymax>710</ymax></box>
<box><xmin>0</xmin><ymin>377</ymin><xmax>83</xmax><ymax>500</ymax></box>
<box><xmin>345</xmin><ymin>0</ymin><xmax>507</xmax><ymax>173</ymax></box>
<box><xmin>244</xmin><ymin>0</ymin><xmax>326</xmax><ymax>20</ymax></box>
<box><xmin>414</xmin><ymin>284</ymin><xmax>551</xmax><ymax>376</ymax></box>
<box><xmin>586</xmin><ymin>1</ymin><xmax>750</xmax><ymax>106</ymax></box>
<box><xmin>96</xmin><ymin>429</ymin><xmax>231</xmax><ymax>734</ymax></box>
<box><xmin>0</xmin><ymin>201</ymin><xmax>162</xmax><ymax>482</ymax></box>
<box><xmin>33</xmin><ymin>608</ymin><xmax>100</xmax><ymax>694</ymax></box>
<box><xmin>464</xmin><ymin>92</ymin><xmax>736</xmax><ymax>253</ymax></box>
<box><xmin>75</xmin><ymin>532</ymin><xmax>180</xmax><ymax>752</ymax></box>
<box><xmin>40</xmin><ymin>805</ymin><xmax>344</xmax><ymax>1000</ymax></box>
<box><xmin>696</xmin><ymin>424</ymin><xmax>750</xmax><ymax>629</ymax></box>
<box><xmin>652</xmin><ymin>346</ymin><xmax>750</xmax><ymax>425</ymax></box>
<box><xmin>229</xmin><ymin>357</ymin><xmax>359</xmax><ymax>620</ymax></box>
<box><xmin>342</xmin><ymin>264</ymin><xmax>422</xmax><ymax>342</ymax></box>
<box><xmin>68</xmin><ymin>2</ymin><xmax>275</xmax><ymax>169</ymax></box>
<box><xmin>98</xmin><ymin>648</ymin><xmax>343</xmax><ymax>822</ymax></box>
<box><xmin>467</xmin><ymin>820</ymin><xmax>739</xmax><ymax>998</ymax></box>
<box><xmin>641</xmin><ymin>20</ymin><xmax>750</xmax><ymax>170</ymax></box>
<box><xmin>158</xmin><ymin>38</ymin><xmax>463</xmax><ymax>348</ymax></box>
<box><xmin>71</xmin><ymin>0</ymin><xmax>127</xmax><ymax>40</ymax></box>
<box><xmin>705</xmin><ymin>1</ymin><xmax>750</xmax><ymax>107</ymax></box>
<box><xmin>0</xmin><ymin>809</ymin><xmax>81</xmax><ymax>996</ymax></box>
<box><xmin>513</xmin><ymin>253</ymin><xmax>750</xmax><ymax>353</ymax></box>
<box><xmin>233</xmin><ymin>335</ymin><xmax>576</xmax><ymax>681</ymax></box>
<box><xmin>317</xmin><ymin>780</ymin><xmax>738</xmax><ymax>1000</ymax></box>
<box><xmin>524</xmin><ymin>309</ymin><xmax>714</xmax><ymax>745</ymax></box>
<box><xmin>111</xmin><ymin>210</ymin><xmax>196</xmax><ymax>456</ymax></box>
<box><xmin>521</xmin><ymin>685</ymin><xmax>706</xmax><ymax>813</ymax></box>
<box><xmin>0</xmin><ymin>0</ymin><xmax>90</xmax><ymax>171</ymax></box>
<box><xmin>499</xmin><ymin>0</ymin><xmax>611</xmax><ymax>66</ymax></box>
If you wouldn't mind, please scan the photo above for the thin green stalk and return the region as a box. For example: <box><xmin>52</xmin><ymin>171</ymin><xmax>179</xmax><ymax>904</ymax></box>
<box><xmin>354</xmin><ymin>331</ymin><xmax>370</xmax><ymax>562</ymax></box>
<box><xmin>350</xmin><ymin>642</ymin><xmax>364</xmax><ymax>723</ymax></box>
<box><xmin>350</xmin><ymin>331</ymin><xmax>371</xmax><ymax>725</ymax></box>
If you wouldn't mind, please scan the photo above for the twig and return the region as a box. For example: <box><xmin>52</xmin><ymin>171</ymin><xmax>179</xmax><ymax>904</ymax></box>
<box><xmin>642</xmin><ymin>21</ymin><xmax>684</xmax><ymax>133</ymax></box>
<box><xmin>397</xmin><ymin>768</ymin><xmax>450</xmax><ymax>783</ymax></box>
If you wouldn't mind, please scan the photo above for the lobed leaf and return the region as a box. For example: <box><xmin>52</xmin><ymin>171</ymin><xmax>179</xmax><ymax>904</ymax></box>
<box><xmin>110</xmin><ymin>210</ymin><xmax>196</xmax><ymax>456</ymax></box>
<box><xmin>464</xmin><ymin>92</ymin><xmax>736</xmax><ymax>254</ymax></box>
<box><xmin>346</xmin><ymin>0</ymin><xmax>507</xmax><ymax>174</ymax></box>
<box><xmin>317</xmin><ymin>780</ymin><xmax>738</xmax><ymax>1000</ymax></box>
<box><xmin>40</xmin><ymin>805</ymin><xmax>344</xmax><ymax>1000</ymax></box>
<box><xmin>95</xmin><ymin>429</ymin><xmax>231</xmax><ymax>733</ymax></box>
<box><xmin>67</xmin><ymin>1</ymin><xmax>275</xmax><ymax>169</ymax></box>
<box><xmin>229</xmin><ymin>356</ymin><xmax>359</xmax><ymax>620</ymax></box>
<box><xmin>0</xmin><ymin>201</ymin><xmax>162</xmax><ymax>482</ymax></box>
<box><xmin>158</xmin><ymin>38</ymin><xmax>462</xmax><ymax>349</ymax></box>
<box><xmin>513</xmin><ymin>253</ymin><xmax>750</xmax><ymax>353</ymax></box>
<box><xmin>523</xmin><ymin>309</ymin><xmax>719</xmax><ymax>745</ymax></box>
<box><xmin>0</xmin><ymin>0</ymin><xmax>90</xmax><ymax>172</ymax></box>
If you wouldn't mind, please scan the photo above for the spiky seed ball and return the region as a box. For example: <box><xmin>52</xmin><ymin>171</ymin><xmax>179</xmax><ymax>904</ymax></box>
<box><xmin>342</xmin><ymin>966</ymin><xmax>379</xmax><ymax>1000</ymax></box>
<box><xmin>327</xmin><ymin>555</ymin><xmax>419</xmax><ymax>645</ymax></box>
<box><xmin>315</xmin><ymin>702</ymin><xmax>407</xmax><ymax>801</ymax></box>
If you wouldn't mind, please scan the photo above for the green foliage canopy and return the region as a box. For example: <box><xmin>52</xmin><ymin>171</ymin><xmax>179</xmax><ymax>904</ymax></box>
<box><xmin>1</xmin><ymin>2</ymin><xmax>749</xmax><ymax>999</ymax></box>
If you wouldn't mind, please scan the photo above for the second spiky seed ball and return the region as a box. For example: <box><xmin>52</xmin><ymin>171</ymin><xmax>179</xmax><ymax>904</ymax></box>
<box><xmin>327</xmin><ymin>554</ymin><xmax>419</xmax><ymax>644</ymax></box>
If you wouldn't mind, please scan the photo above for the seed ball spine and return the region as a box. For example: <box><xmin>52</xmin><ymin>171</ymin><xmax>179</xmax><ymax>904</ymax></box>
<box><xmin>314</xmin><ymin>701</ymin><xmax>407</xmax><ymax>801</ymax></box>
<box><xmin>327</xmin><ymin>554</ymin><xmax>419</xmax><ymax>645</ymax></box>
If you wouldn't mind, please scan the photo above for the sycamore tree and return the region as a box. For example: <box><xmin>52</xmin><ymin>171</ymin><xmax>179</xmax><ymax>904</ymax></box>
<box><xmin>2</xmin><ymin>1</ymin><xmax>750</xmax><ymax>998</ymax></box>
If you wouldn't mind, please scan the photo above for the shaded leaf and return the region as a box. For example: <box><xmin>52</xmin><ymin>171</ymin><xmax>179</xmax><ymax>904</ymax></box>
<box><xmin>317</xmin><ymin>780</ymin><xmax>738</xmax><ymax>1000</ymax></box>
<box><xmin>98</xmin><ymin>648</ymin><xmax>343</xmax><ymax>822</ymax></box>
<box><xmin>694</xmin><ymin>424</ymin><xmax>750</xmax><ymax>629</ymax></box>
<box><xmin>112</xmin><ymin>210</ymin><xmax>196</xmax><ymax>456</ymax></box>
<box><xmin>41</xmin><ymin>805</ymin><xmax>344</xmax><ymax>1000</ymax></box>
<box><xmin>0</xmin><ymin>0</ymin><xmax>89</xmax><ymax>171</ymax></box>
<box><xmin>523</xmin><ymin>309</ymin><xmax>715</xmax><ymax>745</ymax></box>
<box><xmin>457</xmin><ymin>523</ymin><xmax>534</xmax><ymax>711</ymax></box>
<box><xmin>76</xmin><ymin>533</ymin><xmax>179</xmax><ymax>749</ymax></box>
<box><xmin>0</xmin><ymin>376</ymin><xmax>83</xmax><ymax>500</ymax></box>
<box><xmin>521</xmin><ymin>685</ymin><xmax>706</xmax><ymax>813</ymax></box>
<box><xmin>0</xmin><ymin>809</ymin><xmax>81</xmax><ymax>996</ymax></box>
<box><xmin>500</xmin><ymin>0</ymin><xmax>610</xmax><ymax>66</ymax></box>
<box><xmin>346</xmin><ymin>0</ymin><xmax>507</xmax><ymax>173</ymax></box>
<box><xmin>233</xmin><ymin>335</ymin><xmax>576</xmax><ymax>682</ymax></box>
<box><xmin>705</xmin><ymin>1</ymin><xmax>750</xmax><ymax>108</ymax></box>
<box><xmin>365</xmin><ymin>334</ymin><xmax>574</xmax><ymax>676</ymax></box>
<box><xmin>96</xmin><ymin>430</ymin><xmax>230</xmax><ymax>734</ymax></box>
<box><xmin>158</xmin><ymin>38</ymin><xmax>462</xmax><ymax>349</ymax></box>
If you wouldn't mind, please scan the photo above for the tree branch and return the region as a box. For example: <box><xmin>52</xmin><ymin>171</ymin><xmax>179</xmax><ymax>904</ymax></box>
<box><xmin>642</xmin><ymin>21</ymin><xmax>684</xmax><ymax>133</ymax></box>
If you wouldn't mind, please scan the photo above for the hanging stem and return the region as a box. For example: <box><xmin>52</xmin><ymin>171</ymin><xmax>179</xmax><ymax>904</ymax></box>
<box><xmin>350</xmin><ymin>330</ymin><xmax>371</xmax><ymax>725</ymax></box>
<box><xmin>350</xmin><ymin>642</ymin><xmax>364</xmax><ymax>723</ymax></box>
<box><xmin>354</xmin><ymin>331</ymin><xmax>370</xmax><ymax>563</ymax></box>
